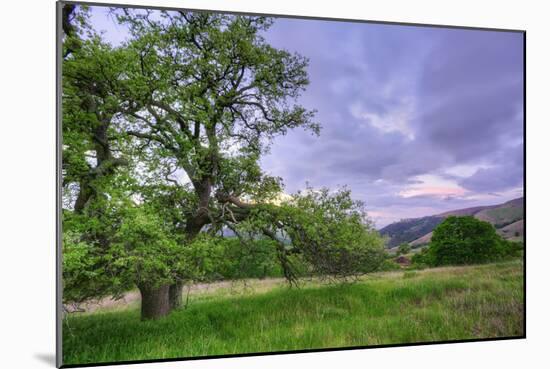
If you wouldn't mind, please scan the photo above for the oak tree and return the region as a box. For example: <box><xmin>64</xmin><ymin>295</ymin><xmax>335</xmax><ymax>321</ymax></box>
<box><xmin>62</xmin><ymin>6</ymin><xmax>385</xmax><ymax>320</ymax></box>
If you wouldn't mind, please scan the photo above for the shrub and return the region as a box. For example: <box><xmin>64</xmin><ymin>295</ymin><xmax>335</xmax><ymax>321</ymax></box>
<box><xmin>410</xmin><ymin>246</ymin><xmax>434</xmax><ymax>268</ymax></box>
<box><xmin>427</xmin><ymin>216</ymin><xmax>509</xmax><ymax>266</ymax></box>
<box><xmin>498</xmin><ymin>240</ymin><xmax>523</xmax><ymax>258</ymax></box>
<box><xmin>62</xmin><ymin>231</ymin><xmax>113</xmax><ymax>303</ymax></box>
<box><xmin>397</xmin><ymin>242</ymin><xmax>411</xmax><ymax>255</ymax></box>
<box><xmin>378</xmin><ymin>259</ymin><xmax>402</xmax><ymax>271</ymax></box>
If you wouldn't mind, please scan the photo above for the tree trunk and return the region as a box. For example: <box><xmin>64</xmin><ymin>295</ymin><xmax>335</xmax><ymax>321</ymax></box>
<box><xmin>169</xmin><ymin>281</ymin><xmax>185</xmax><ymax>310</ymax></box>
<box><xmin>168</xmin><ymin>208</ymin><xmax>208</xmax><ymax>310</ymax></box>
<box><xmin>167</xmin><ymin>179</ymin><xmax>212</xmax><ymax>311</ymax></box>
<box><xmin>167</xmin><ymin>224</ymin><xmax>200</xmax><ymax>310</ymax></box>
<box><xmin>138</xmin><ymin>284</ymin><xmax>171</xmax><ymax>320</ymax></box>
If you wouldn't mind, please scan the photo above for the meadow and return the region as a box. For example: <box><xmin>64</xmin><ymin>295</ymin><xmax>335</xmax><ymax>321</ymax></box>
<box><xmin>62</xmin><ymin>259</ymin><xmax>524</xmax><ymax>365</ymax></box>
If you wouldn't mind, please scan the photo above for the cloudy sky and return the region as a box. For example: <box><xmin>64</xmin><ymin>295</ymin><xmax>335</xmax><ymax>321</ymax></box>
<box><xmin>88</xmin><ymin>6</ymin><xmax>524</xmax><ymax>228</ymax></box>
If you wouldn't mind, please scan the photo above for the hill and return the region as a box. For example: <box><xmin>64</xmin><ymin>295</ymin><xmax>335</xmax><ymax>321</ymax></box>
<box><xmin>497</xmin><ymin>219</ymin><xmax>524</xmax><ymax>242</ymax></box>
<box><xmin>410</xmin><ymin>231</ymin><xmax>434</xmax><ymax>248</ymax></box>
<box><xmin>380</xmin><ymin>197</ymin><xmax>524</xmax><ymax>248</ymax></box>
<box><xmin>380</xmin><ymin>216</ymin><xmax>443</xmax><ymax>248</ymax></box>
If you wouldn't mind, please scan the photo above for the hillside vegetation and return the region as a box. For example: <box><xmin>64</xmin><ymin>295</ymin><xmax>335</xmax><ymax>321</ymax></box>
<box><xmin>497</xmin><ymin>220</ymin><xmax>524</xmax><ymax>242</ymax></box>
<box><xmin>380</xmin><ymin>216</ymin><xmax>443</xmax><ymax>248</ymax></box>
<box><xmin>476</xmin><ymin>206</ymin><xmax>524</xmax><ymax>228</ymax></box>
<box><xmin>380</xmin><ymin>198</ymin><xmax>524</xmax><ymax>247</ymax></box>
<box><xmin>63</xmin><ymin>260</ymin><xmax>524</xmax><ymax>365</ymax></box>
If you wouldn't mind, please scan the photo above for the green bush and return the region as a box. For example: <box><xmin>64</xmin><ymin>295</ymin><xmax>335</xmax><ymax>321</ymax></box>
<box><xmin>410</xmin><ymin>247</ymin><xmax>434</xmax><ymax>268</ymax></box>
<box><xmin>397</xmin><ymin>242</ymin><xmax>411</xmax><ymax>255</ymax></box>
<box><xmin>498</xmin><ymin>240</ymin><xmax>523</xmax><ymax>258</ymax></box>
<box><xmin>378</xmin><ymin>259</ymin><xmax>402</xmax><ymax>271</ymax></box>
<box><xmin>62</xmin><ymin>231</ymin><xmax>113</xmax><ymax>303</ymax></box>
<box><xmin>416</xmin><ymin>216</ymin><xmax>519</xmax><ymax>267</ymax></box>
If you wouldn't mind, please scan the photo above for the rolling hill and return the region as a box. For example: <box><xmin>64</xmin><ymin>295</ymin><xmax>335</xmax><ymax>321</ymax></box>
<box><xmin>378</xmin><ymin>216</ymin><xmax>443</xmax><ymax>248</ymax></box>
<box><xmin>380</xmin><ymin>197</ymin><xmax>524</xmax><ymax>248</ymax></box>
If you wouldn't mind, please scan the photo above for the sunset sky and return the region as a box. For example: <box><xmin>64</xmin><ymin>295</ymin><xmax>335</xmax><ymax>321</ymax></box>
<box><xmin>88</xmin><ymin>6</ymin><xmax>524</xmax><ymax>228</ymax></box>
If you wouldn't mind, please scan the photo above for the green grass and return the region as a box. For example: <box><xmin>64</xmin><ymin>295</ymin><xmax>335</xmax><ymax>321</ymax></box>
<box><xmin>63</xmin><ymin>260</ymin><xmax>524</xmax><ymax>365</ymax></box>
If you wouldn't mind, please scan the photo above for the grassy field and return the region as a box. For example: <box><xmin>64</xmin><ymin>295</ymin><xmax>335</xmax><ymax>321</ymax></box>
<box><xmin>63</xmin><ymin>260</ymin><xmax>524</xmax><ymax>365</ymax></box>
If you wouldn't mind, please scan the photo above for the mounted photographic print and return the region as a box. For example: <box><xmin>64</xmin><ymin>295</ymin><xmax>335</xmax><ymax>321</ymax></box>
<box><xmin>57</xmin><ymin>1</ymin><xmax>525</xmax><ymax>367</ymax></box>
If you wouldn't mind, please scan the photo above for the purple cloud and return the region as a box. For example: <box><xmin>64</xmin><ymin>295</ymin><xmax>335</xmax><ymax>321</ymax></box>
<box><xmin>86</xmin><ymin>6</ymin><xmax>524</xmax><ymax>227</ymax></box>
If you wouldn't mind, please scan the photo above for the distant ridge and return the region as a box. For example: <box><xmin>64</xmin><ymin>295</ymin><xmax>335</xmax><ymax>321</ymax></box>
<box><xmin>437</xmin><ymin>204</ymin><xmax>499</xmax><ymax>217</ymax></box>
<box><xmin>380</xmin><ymin>197</ymin><xmax>524</xmax><ymax>248</ymax></box>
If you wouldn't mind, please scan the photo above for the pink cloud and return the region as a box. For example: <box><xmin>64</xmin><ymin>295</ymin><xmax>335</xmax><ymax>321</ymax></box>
<box><xmin>399</xmin><ymin>186</ymin><xmax>466</xmax><ymax>199</ymax></box>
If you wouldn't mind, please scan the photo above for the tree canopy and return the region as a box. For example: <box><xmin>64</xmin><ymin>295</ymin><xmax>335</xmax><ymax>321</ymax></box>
<box><xmin>61</xmin><ymin>5</ymin><xmax>384</xmax><ymax>320</ymax></box>
<box><xmin>411</xmin><ymin>216</ymin><xmax>521</xmax><ymax>267</ymax></box>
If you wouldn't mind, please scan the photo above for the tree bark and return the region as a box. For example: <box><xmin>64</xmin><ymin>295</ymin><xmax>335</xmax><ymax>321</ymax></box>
<box><xmin>167</xmin><ymin>179</ymin><xmax>212</xmax><ymax>310</ymax></box>
<box><xmin>168</xmin><ymin>281</ymin><xmax>185</xmax><ymax>310</ymax></box>
<box><xmin>168</xmin><ymin>217</ymin><xmax>204</xmax><ymax>310</ymax></box>
<box><xmin>138</xmin><ymin>284</ymin><xmax>171</xmax><ymax>320</ymax></box>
